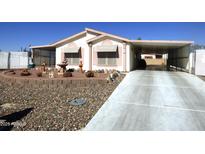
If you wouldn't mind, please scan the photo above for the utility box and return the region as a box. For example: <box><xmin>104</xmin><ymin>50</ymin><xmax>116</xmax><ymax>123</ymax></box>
<box><xmin>195</xmin><ymin>49</ymin><xmax>205</xmax><ymax>76</ymax></box>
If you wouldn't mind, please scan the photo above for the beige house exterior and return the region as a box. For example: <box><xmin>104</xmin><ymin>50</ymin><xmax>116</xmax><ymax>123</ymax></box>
<box><xmin>31</xmin><ymin>28</ymin><xmax>193</xmax><ymax>72</ymax></box>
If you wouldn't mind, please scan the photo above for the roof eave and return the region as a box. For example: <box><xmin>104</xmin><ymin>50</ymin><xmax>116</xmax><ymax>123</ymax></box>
<box><xmin>30</xmin><ymin>45</ymin><xmax>55</xmax><ymax>49</ymax></box>
<box><xmin>51</xmin><ymin>30</ymin><xmax>87</xmax><ymax>46</ymax></box>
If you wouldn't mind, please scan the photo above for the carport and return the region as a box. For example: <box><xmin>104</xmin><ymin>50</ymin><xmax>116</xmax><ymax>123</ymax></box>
<box><xmin>129</xmin><ymin>40</ymin><xmax>194</xmax><ymax>73</ymax></box>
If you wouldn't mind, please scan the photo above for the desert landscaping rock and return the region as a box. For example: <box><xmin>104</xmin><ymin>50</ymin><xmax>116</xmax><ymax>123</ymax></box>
<box><xmin>0</xmin><ymin>75</ymin><xmax>124</xmax><ymax>131</ymax></box>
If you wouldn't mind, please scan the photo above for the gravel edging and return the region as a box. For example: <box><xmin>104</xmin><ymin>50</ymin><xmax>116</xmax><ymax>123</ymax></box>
<box><xmin>0</xmin><ymin>75</ymin><xmax>125</xmax><ymax>131</ymax></box>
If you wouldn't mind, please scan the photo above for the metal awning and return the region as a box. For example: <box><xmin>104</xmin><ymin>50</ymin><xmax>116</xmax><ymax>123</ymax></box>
<box><xmin>96</xmin><ymin>45</ymin><xmax>118</xmax><ymax>52</ymax></box>
<box><xmin>63</xmin><ymin>47</ymin><xmax>80</xmax><ymax>53</ymax></box>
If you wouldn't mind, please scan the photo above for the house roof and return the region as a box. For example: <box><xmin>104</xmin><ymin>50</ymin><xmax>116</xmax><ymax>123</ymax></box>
<box><xmin>51</xmin><ymin>30</ymin><xmax>87</xmax><ymax>46</ymax></box>
<box><xmin>30</xmin><ymin>28</ymin><xmax>193</xmax><ymax>49</ymax></box>
<box><xmin>86</xmin><ymin>28</ymin><xmax>129</xmax><ymax>43</ymax></box>
<box><xmin>31</xmin><ymin>31</ymin><xmax>87</xmax><ymax>49</ymax></box>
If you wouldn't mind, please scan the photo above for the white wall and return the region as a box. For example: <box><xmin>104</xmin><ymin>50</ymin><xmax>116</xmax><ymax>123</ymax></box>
<box><xmin>10</xmin><ymin>52</ymin><xmax>28</xmax><ymax>69</ymax></box>
<box><xmin>0</xmin><ymin>52</ymin><xmax>9</xmax><ymax>69</ymax></box>
<box><xmin>195</xmin><ymin>49</ymin><xmax>205</xmax><ymax>75</ymax></box>
<box><xmin>0</xmin><ymin>52</ymin><xmax>28</xmax><ymax>69</ymax></box>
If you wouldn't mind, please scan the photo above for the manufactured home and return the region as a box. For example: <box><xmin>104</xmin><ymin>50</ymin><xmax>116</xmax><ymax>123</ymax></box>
<box><xmin>31</xmin><ymin>28</ymin><xmax>194</xmax><ymax>73</ymax></box>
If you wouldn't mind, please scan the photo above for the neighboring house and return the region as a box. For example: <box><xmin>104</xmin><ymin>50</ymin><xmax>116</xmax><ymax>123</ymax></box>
<box><xmin>31</xmin><ymin>28</ymin><xmax>193</xmax><ymax>72</ymax></box>
<box><xmin>140</xmin><ymin>53</ymin><xmax>167</xmax><ymax>71</ymax></box>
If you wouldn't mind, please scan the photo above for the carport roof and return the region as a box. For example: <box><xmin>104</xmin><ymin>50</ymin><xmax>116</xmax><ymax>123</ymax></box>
<box><xmin>130</xmin><ymin>40</ymin><xmax>193</xmax><ymax>48</ymax></box>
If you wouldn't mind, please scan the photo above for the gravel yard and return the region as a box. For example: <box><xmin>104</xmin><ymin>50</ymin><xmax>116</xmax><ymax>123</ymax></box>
<box><xmin>0</xmin><ymin>75</ymin><xmax>124</xmax><ymax>131</ymax></box>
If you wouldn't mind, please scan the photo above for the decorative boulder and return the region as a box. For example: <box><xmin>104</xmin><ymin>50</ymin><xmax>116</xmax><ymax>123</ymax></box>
<box><xmin>36</xmin><ymin>71</ymin><xmax>42</xmax><ymax>77</ymax></box>
<box><xmin>6</xmin><ymin>69</ymin><xmax>16</xmax><ymax>75</ymax></box>
<box><xmin>106</xmin><ymin>75</ymin><xmax>113</xmax><ymax>82</ymax></box>
<box><xmin>85</xmin><ymin>71</ymin><xmax>94</xmax><ymax>78</ymax></box>
<box><xmin>107</xmin><ymin>71</ymin><xmax>121</xmax><ymax>82</ymax></box>
<box><xmin>112</xmin><ymin>71</ymin><xmax>120</xmax><ymax>79</ymax></box>
<box><xmin>63</xmin><ymin>72</ymin><xmax>72</xmax><ymax>77</ymax></box>
<box><xmin>20</xmin><ymin>69</ymin><xmax>31</xmax><ymax>76</ymax></box>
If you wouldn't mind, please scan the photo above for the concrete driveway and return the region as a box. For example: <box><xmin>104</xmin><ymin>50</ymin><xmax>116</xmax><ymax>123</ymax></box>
<box><xmin>84</xmin><ymin>70</ymin><xmax>205</xmax><ymax>131</ymax></box>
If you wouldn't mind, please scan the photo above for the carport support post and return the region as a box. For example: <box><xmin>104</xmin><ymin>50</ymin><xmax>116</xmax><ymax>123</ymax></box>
<box><xmin>89</xmin><ymin>43</ymin><xmax>92</xmax><ymax>70</ymax></box>
<box><xmin>123</xmin><ymin>43</ymin><xmax>126</xmax><ymax>72</ymax></box>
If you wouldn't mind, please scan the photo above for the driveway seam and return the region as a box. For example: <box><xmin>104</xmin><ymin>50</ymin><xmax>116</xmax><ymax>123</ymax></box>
<box><xmin>116</xmin><ymin>102</ymin><xmax>205</xmax><ymax>113</ymax></box>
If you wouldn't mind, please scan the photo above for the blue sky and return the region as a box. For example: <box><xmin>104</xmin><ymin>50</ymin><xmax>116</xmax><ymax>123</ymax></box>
<box><xmin>0</xmin><ymin>22</ymin><xmax>205</xmax><ymax>51</ymax></box>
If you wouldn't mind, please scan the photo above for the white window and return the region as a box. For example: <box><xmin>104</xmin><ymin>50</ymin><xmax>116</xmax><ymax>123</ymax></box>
<box><xmin>65</xmin><ymin>53</ymin><xmax>80</xmax><ymax>65</ymax></box>
<box><xmin>97</xmin><ymin>52</ymin><xmax>117</xmax><ymax>66</ymax></box>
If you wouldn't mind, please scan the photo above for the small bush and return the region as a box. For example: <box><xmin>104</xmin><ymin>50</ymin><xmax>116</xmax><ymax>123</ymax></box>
<box><xmin>36</xmin><ymin>72</ymin><xmax>42</xmax><ymax>77</ymax></box>
<box><xmin>85</xmin><ymin>71</ymin><xmax>94</xmax><ymax>78</ymax></box>
<box><xmin>20</xmin><ymin>69</ymin><xmax>31</xmax><ymax>76</ymax></box>
<box><xmin>63</xmin><ymin>72</ymin><xmax>72</xmax><ymax>77</ymax></box>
